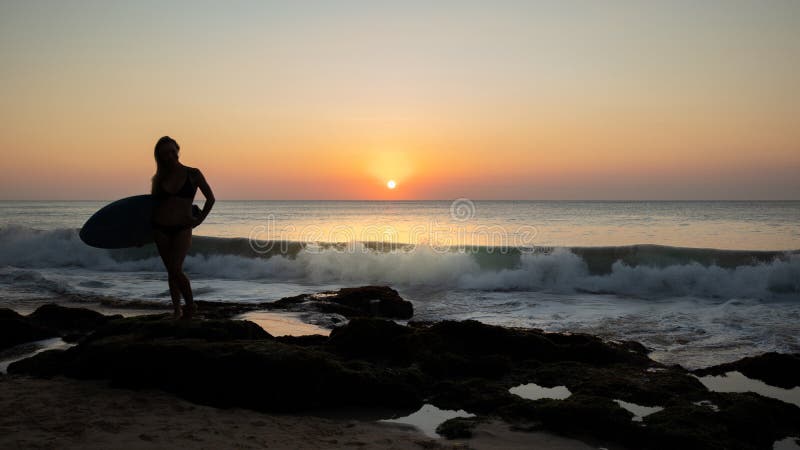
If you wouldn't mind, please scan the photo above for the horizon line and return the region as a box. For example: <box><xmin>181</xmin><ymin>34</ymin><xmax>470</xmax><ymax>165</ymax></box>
<box><xmin>1</xmin><ymin>198</ymin><xmax>799</xmax><ymax>202</ymax></box>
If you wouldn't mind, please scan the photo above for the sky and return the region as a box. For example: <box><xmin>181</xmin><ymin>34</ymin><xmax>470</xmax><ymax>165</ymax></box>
<box><xmin>1</xmin><ymin>0</ymin><xmax>798</xmax><ymax>200</ymax></box>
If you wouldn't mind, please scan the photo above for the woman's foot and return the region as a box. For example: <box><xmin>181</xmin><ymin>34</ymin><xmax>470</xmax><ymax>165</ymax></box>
<box><xmin>181</xmin><ymin>302</ymin><xmax>198</xmax><ymax>320</ymax></box>
<box><xmin>172</xmin><ymin>299</ymin><xmax>182</xmax><ymax>319</ymax></box>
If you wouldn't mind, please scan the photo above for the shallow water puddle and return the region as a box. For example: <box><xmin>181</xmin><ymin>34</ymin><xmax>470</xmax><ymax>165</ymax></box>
<box><xmin>774</xmin><ymin>437</ymin><xmax>800</xmax><ymax>450</ymax></box>
<box><xmin>237</xmin><ymin>311</ymin><xmax>330</xmax><ymax>337</ymax></box>
<box><xmin>696</xmin><ymin>371</ymin><xmax>800</xmax><ymax>408</ymax></box>
<box><xmin>693</xmin><ymin>400</ymin><xmax>720</xmax><ymax>412</ymax></box>
<box><xmin>613</xmin><ymin>399</ymin><xmax>663</xmax><ymax>422</ymax></box>
<box><xmin>0</xmin><ymin>338</ymin><xmax>74</xmax><ymax>373</ymax></box>
<box><xmin>509</xmin><ymin>382</ymin><xmax>572</xmax><ymax>401</ymax></box>
<box><xmin>380</xmin><ymin>404</ymin><xmax>475</xmax><ymax>438</ymax></box>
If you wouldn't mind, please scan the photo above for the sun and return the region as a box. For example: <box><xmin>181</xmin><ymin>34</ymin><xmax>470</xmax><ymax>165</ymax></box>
<box><xmin>387</xmin><ymin>180</ymin><xmax>397</xmax><ymax>189</ymax></box>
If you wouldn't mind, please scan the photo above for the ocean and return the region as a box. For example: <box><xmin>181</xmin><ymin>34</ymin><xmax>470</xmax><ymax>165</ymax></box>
<box><xmin>1</xmin><ymin>200</ymin><xmax>798</xmax><ymax>369</ymax></box>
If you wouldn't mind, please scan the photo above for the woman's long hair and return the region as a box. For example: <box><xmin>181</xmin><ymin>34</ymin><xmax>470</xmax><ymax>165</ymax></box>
<box><xmin>151</xmin><ymin>136</ymin><xmax>177</xmax><ymax>195</ymax></box>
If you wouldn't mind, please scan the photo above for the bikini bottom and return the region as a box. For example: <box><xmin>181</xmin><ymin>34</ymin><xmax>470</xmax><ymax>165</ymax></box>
<box><xmin>152</xmin><ymin>221</ymin><xmax>192</xmax><ymax>237</ymax></box>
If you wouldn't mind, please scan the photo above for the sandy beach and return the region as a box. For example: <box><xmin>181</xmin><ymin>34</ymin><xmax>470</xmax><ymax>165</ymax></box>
<box><xmin>0</xmin><ymin>376</ymin><xmax>600</xmax><ymax>450</ymax></box>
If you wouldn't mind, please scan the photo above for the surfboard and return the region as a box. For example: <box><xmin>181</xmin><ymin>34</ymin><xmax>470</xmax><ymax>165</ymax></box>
<box><xmin>80</xmin><ymin>195</ymin><xmax>156</xmax><ymax>249</ymax></box>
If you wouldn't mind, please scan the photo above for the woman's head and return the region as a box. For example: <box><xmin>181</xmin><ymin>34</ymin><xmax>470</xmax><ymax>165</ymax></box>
<box><xmin>152</xmin><ymin>136</ymin><xmax>179</xmax><ymax>195</ymax></box>
<box><xmin>154</xmin><ymin>136</ymin><xmax>179</xmax><ymax>166</ymax></box>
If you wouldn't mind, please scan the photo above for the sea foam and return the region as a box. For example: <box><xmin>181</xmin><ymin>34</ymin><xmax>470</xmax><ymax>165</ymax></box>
<box><xmin>1</xmin><ymin>226</ymin><xmax>798</xmax><ymax>300</ymax></box>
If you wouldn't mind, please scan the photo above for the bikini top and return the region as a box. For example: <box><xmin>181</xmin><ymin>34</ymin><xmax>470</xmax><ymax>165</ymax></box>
<box><xmin>156</xmin><ymin>168</ymin><xmax>198</xmax><ymax>200</ymax></box>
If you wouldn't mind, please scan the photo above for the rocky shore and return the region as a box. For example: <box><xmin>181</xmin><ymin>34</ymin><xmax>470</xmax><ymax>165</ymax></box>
<box><xmin>2</xmin><ymin>286</ymin><xmax>799</xmax><ymax>449</ymax></box>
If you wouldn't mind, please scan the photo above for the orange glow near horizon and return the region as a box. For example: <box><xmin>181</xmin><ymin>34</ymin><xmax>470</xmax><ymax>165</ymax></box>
<box><xmin>1</xmin><ymin>3</ymin><xmax>799</xmax><ymax>200</ymax></box>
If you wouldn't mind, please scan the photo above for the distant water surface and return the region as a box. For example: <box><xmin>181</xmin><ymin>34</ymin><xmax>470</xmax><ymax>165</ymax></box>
<box><xmin>1</xmin><ymin>200</ymin><xmax>798</xmax><ymax>250</ymax></box>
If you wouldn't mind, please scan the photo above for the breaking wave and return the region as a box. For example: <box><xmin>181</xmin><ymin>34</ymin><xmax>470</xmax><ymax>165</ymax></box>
<box><xmin>1</xmin><ymin>225</ymin><xmax>798</xmax><ymax>300</ymax></box>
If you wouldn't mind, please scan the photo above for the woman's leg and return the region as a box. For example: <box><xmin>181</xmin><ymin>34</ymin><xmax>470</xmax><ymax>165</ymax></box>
<box><xmin>153</xmin><ymin>230</ymin><xmax>182</xmax><ymax>318</ymax></box>
<box><xmin>170</xmin><ymin>228</ymin><xmax>194</xmax><ymax>318</ymax></box>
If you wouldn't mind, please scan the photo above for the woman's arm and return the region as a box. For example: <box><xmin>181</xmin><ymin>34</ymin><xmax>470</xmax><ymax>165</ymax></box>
<box><xmin>193</xmin><ymin>168</ymin><xmax>215</xmax><ymax>226</ymax></box>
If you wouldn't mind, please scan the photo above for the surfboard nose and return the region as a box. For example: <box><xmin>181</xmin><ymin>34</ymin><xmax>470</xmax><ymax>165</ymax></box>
<box><xmin>79</xmin><ymin>195</ymin><xmax>156</xmax><ymax>249</ymax></box>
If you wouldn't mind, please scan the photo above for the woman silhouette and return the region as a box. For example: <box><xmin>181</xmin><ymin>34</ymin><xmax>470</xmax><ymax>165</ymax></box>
<box><xmin>151</xmin><ymin>136</ymin><xmax>215</xmax><ymax>318</ymax></box>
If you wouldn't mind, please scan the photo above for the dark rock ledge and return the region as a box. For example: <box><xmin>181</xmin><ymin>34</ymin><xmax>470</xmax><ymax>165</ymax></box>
<box><xmin>98</xmin><ymin>285</ymin><xmax>414</xmax><ymax>321</ymax></box>
<box><xmin>3</xmin><ymin>288</ymin><xmax>799</xmax><ymax>450</ymax></box>
<box><xmin>693</xmin><ymin>352</ymin><xmax>800</xmax><ymax>389</ymax></box>
<box><xmin>1</xmin><ymin>304</ymin><xmax>121</xmax><ymax>350</ymax></box>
